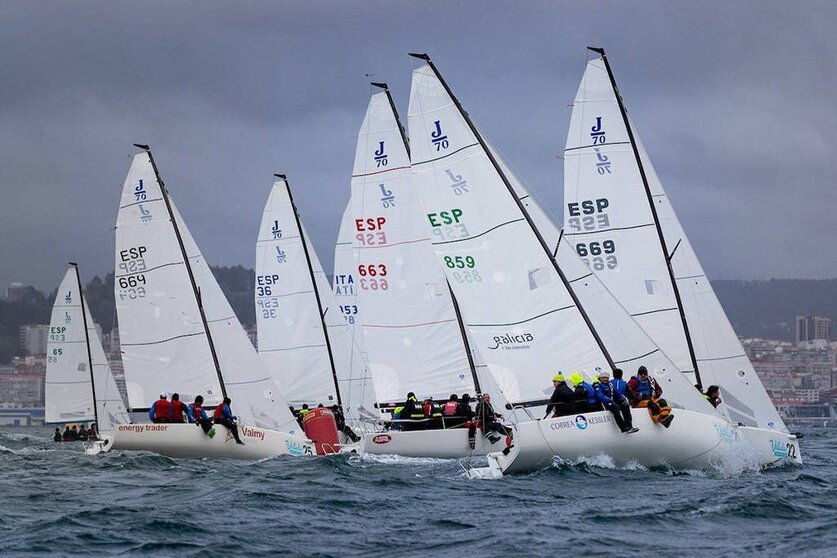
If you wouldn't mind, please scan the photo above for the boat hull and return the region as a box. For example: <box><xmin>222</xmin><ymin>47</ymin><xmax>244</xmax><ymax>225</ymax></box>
<box><xmin>469</xmin><ymin>408</ymin><xmax>802</xmax><ymax>478</ymax></box>
<box><xmin>105</xmin><ymin>423</ymin><xmax>316</xmax><ymax>459</ymax></box>
<box><xmin>361</xmin><ymin>427</ymin><xmax>506</xmax><ymax>458</ymax></box>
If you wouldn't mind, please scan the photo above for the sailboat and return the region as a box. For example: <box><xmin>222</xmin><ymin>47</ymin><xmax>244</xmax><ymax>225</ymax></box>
<box><xmin>406</xmin><ymin>54</ymin><xmax>797</xmax><ymax>477</ymax></box>
<box><xmin>562</xmin><ymin>47</ymin><xmax>800</xmax><ymax>462</ymax></box>
<box><xmin>255</xmin><ymin>173</ymin><xmax>376</xmax><ymax>440</ymax></box>
<box><xmin>45</xmin><ymin>264</ymin><xmax>130</xmax><ymax>446</ymax></box>
<box><xmin>105</xmin><ymin>146</ymin><xmax>315</xmax><ymax>459</ymax></box>
<box><xmin>333</xmin><ymin>84</ymin><xmax>508</xmax><ymax>458</ymax></box>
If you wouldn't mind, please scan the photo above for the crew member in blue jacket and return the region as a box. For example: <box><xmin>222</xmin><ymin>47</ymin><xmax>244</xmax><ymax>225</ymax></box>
<box><xmin>213</xmin><ymin>397</ymin><xmax>245</xmax><ymax>444</ymax></box>
<box><xmin>594</xmin><ymin>370</ymin><xmax>638</xmax><ymax>434</ymax></box>
<box><xmin>188</xmin><ymin>395</ymin><xmax>216</xmax><ymax>438</ymax></box>
<box><xmin>570</xmin><ymin>372</ymin><xmax>601</xmax><ymax>413</ymax></box>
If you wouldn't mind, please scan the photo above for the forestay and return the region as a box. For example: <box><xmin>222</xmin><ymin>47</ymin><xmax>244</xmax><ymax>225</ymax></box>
<box><xmin>338</xmin><ymin>88</ymin><xmax>478</xmax><ymax>403</ymax></box>
<box><xmin>115</xmin><ymin>151</ymin><xmax>300</xmax><ymax>434</ymax></box>
<box><xmin>46</xmin><ymin>267</ymin><xmax>128</xmax><ymax>434</ymax></box>
<box><xmin>563</xmin><ymin>53</ymin><xmax>785</xmax><ymax>431</ymax></box>
<box><xmin>255</xmin><ymin>176</ymin><xmax>375</xmax><ymax>419</ymax></box>
<box><xmin>408</xmin><ymin>60</ymin><xmax>611</xmax><ymax>406</ymax></box>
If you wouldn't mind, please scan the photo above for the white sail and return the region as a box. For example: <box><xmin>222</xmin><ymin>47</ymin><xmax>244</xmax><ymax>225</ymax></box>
<box><xmin>46</xmin><ymin>269</ymin><xmax>96</xmax><ymax>423</ymax></box>
<box><xmin>46</xmin><ymin>267</ymin><xmax>128</xmax><ymax>433</ymax></box>
<box><xmin>115</xmin><ymin>151</ymin><xmax>300</xmax><ymax>434</ymax></box>
<box><xmin>481</xmin><ymin>135</ymin><xmax>715</xmax><ymax>413</ymax></box>
<box><xmin>255</xmin><ymin>176</ymin><xmax>375</xmax><ymax>418</ymax></box>
<box><xmin>340</xmin><ymin>88</ymin><xmax>478</xmax><ymax>404</ymax></box>
<box><xmin>408</xmin><ymin>61</ymin><xmax>611</xmax><ymax>406</ymax></box>
<box><xmin>563</xmin><ymin>55</ymin><xmax>786</xmax><ymax>431</ymax></box>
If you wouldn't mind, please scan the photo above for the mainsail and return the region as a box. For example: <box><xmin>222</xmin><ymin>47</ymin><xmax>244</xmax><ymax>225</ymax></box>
<box><xmin>45</xmin><ymin>265</ymin><xmax>128</xmax><ymax>434</ymax></box>
<box><xmin>563</xmin><ymin>49</ymin><xmax>786</xmax><ymax>431</ymax></box>
<box><xmin>114</xmin><ymin>148</ymin><xmax>299</xmax><ymax>433</ymax></box>
<box><xmin>255</xmin><ymin>175</ymin><xmax>375</xmax><ymax>418</ymax></box>
<box><xmin>334</xmin><ymin>85</ymin><xmax>479</xmax><ymax>404</ymax></box>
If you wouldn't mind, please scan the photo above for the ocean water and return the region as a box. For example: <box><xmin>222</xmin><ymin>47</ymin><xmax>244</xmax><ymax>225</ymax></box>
<box><xmin>0</xmin><ymin>426</ymin><xmax>834</xmax><ymax>557</ymax></box>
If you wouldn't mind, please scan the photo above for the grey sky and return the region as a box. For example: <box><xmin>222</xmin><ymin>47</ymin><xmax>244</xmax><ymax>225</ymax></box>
<box><xmin>1</xmin><ymin>1</ymin><xmax>834</xmax><ymax>292</ymax></box>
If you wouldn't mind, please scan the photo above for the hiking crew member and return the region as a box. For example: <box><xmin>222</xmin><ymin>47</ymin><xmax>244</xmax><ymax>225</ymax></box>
<box><xmin>475</xmin><ymin>393</ymin><xmax>513</xmax><ymax>454</ymax></box>
<box><xmin>628</xmin><ymin>366</ymin><xmax>674</xmax><ymax>428</ymax></box>
<box><xmin>705</xmin><ymin>385</ymin><xmax>722</xmax><ymax>408</ymax></box>
<box><xmin>62</xmin><ymin>425</ymin><xmax>72</xmax><ymax>441</ymax></box>
<box><xmin>169</xmin><ymin>393</ymin><xmax>187</xmax><ymax>423</ymax></box>
<box><xmin>213</xmin><ymin>397</ymin><xmax>245</xmax><ymax>444</ymax></box>
<box><xmin>443</xmin><ymin>394</ymin><xmax>459</xmax><ymax>416</ymax></box>
<box><xmin>457</xmin><ymin>393</ymin><xmax>477</xmax><ymax>448</ymax></box>
<box><xmin>188</xmin><ymin>395</ymin><xmax>216</xmax><ymax>438</ymax></box>
<box><xmin>423</xmin><ymin>398</ymin><xmax>443</xmax><ymax>429</ymax></box>
<box><xmin>87</xmin><ymin>423</ymin><xmax>97</xmax><ymax>441</ymax></box>
<box><xmin>570</xmin><ymin>373</ymin><xmax>601</xmax><ymax>413</ymax></box>
<box><xmin>53</xmin><ymin>428</ymin><xmax>62</xmax><ymax>442</ymax></box>
<box><xmin>330</xmin><ymin>405</ymin><xmax>360</xmax><ymax>443</ymax></box>
<box><xmin>78</xmin><ymin>425</ymin><xmax>88</xmax><ymax>440</ymax></box>
<box><xmin>594</xmin><ymin>370</ymin><xmax>637</xmax><ymax>434</ymax></box>
<box><xmin>545</xmin><ymin>373</ymin><xmax>576</xmax><ymax>418</ymax></box>
<box><xmin>149</xmin><ymin>392</ymin><xmax>171</xmax><ymax>423</ymax></box>
<box><xmin>401</xmin><ymin>392</ymin><xmax>426</xmax><ymax>431</ymax></box>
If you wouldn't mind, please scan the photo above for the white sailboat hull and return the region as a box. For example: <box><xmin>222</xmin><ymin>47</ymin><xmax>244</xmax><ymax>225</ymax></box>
<box><xmin>469</xmin><ymin>408</ymin><xmax>802</xmax><ymax>478</ymax></box>
<box><xmin>361</xmin><ymin>427</ymin><xmax>507</xmax><ymax>458</ymax></box>
<box><xmin>104</xmin><ymin>423</ymin><xmax>316</xmax><ymax>459</ymax></box>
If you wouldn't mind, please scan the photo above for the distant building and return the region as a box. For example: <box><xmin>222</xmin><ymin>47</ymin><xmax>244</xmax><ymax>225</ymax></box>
<box><xmin>20</xmin><ymin>325</ymin><xmax>49</xmax><ymax>356</ymax></box>
<box><xmin>0</xmin><ymin>357</ymin><xmax>45</xmax><ymax>408</ymax></box>
<box><xmin>796</xmin><ymin>315</ymin><xmax>832</xmax><ymax>343</ymax></box>
<box><xmin>5</xmin><ymin>282</ymin><xmax>26</xmax><ymax>301</ymax></box>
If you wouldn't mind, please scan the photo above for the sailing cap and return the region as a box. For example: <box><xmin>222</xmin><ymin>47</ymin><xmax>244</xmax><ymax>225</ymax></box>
<box><xmin>569</xmin><ymin>372</ymin><xmax>585</xmax><ymax>386</ymax></box>
<box><xmin>552</xmin><ymin>373</ymin><xmax>565</xmax><ymax>383</ymax></box>
<box><xmin>160</xmin><ymin>391</ymin><xmax>169</xmax><ymax>398</ymax></box>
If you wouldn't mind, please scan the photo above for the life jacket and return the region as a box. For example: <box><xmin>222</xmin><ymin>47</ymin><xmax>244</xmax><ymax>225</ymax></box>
<box><xmin>443</xmin><ymin>401</ymin><xmax>459</xmax><ymax>416</ymax></box>
<box><xmin>578</xmin><ymin>381</ymin><xmax>597</xmax><ymax>405</ymax></box>
<box><xmin>392</xmin><ymin>406</ymin><xmax>404</xmax><ymax>419</ymax></box>
<box><xmin>190</xmin><ymin>403</ymin><xmax>203</xmax><ymax>422</ymax></box>
<box><xmin>635</xmin><ymin>377</ymin><xmax>657</xmax><ymax>397</ymax></box>
<box><xmin>594</xmin><ymin>381</ymin><xmax>613</xmax><ymax>403</ymax></box>
<box><xmin>213</xmin><ymin>403</ymin><xmax>227</xmax><ymax>420</ymax></box>
<box><xmin>428</xmin><ymin>402</ymin><xmax>443</xmax><ymax>418</ymax></box>
<box><xmin>611</xmin><ymin>378</ymin><xmax>628</xmax><ymax>399</ymax></box>
<box><xmin>154</xmin><ymin>399</ymin><xmax>171</xmax><ymax>421</ymax></box>
<box><xmin>408</xmin><ymin>398</ymin><xmax>425</xmax><ymax>419</ymax></box>
<box><xmin>170</xmin><ymin>400</ymin><xmax>185</xmax><ymax>423</ymax></box>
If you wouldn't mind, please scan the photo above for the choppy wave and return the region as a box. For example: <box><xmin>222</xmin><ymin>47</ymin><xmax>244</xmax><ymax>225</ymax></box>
<box><xmin>0</xmin><ymin>426</ymin><xmax>834</xmax><ymax>556</ymax></box>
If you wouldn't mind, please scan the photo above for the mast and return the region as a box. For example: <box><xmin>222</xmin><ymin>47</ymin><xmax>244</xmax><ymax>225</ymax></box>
<box><xmin>587</xmin><ymin>47</ymin><xmax>703</xmax><ymax>389</ymax></box>
<box><xmin>408</xmin><ymin>53</ymin><xmax>616</xmax><ymax>370</ymax></box>
<box><xmin>70</xmin><ymin>262</ymin><xmax>99</xmax><ymax>427</ymax></box>
<box><xmin>374</xmin><ymin>80</ymin><xmax>482</xmax><ymax>394</ymax></box>
<box><xmin>279</xmin><ymin>174</ymin><xmax>343</xmax><ymax>407</ymax></box>
<box><xmin>133</xmin><ymin>144</ymin><xmax>227</xmax><ymax>398</ymax></box>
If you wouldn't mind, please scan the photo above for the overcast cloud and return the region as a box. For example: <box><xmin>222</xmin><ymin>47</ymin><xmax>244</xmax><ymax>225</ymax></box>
<box><xmin>1</xmin><ymin>1</ymin><xmax>835</xmax><ymax>291</ymax></box>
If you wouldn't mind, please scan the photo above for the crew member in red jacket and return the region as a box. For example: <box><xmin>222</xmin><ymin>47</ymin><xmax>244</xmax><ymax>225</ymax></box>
<box><xmin>149</xmin><ymin>392</ymin><xmax>171</xmax><ymax>423</ymax></box>
<box><xmin>169</xmin><ymin>393</ymin><xmax>187</xmax><ymax>423</ymax></box>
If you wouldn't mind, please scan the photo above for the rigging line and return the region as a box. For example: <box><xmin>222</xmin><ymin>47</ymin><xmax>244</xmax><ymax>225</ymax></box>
<box><xmin>631</xmin><ymin>307</ymin><xmax>679</xmax><ymax>317</ymax></box>
<box><xmin>351</xmin><ymin>164</ymin><xmax>411</xmax><ymax>179</ymax></box>
<box><xmin>71</xmin><ymin>264</ymin><xmax>99</xmax><ymax>427</ymax></box>
<box><xmin>121</xmin><ymin>330</ymin><xmax>205</xmax><ymax>347</ymax></box>
<box><xmin>563</xmin><ymin>222</ymin><xmax>654</xmax><ymax>236</ymax></box>
<box><xmin>589</xmin><ymin>47</ymin><xmax>703</xmax><ymax>390</ymax></box>
<box><xmin>553</xmin><ymin>229</ymin><xmax>564</xmax><ymax>258</ymax></box>
<box><xmin>668</xmin><ymin>238</ymin><xmax>682</xmax><ymax>261</ymax></box>
<box><xmin>118</xmin><ymin>197</ymin><xmax>163</xmax><ymax>210</ymax></box>
<box><xmin>467</xmin><ymin>305</ymin><xmax>575</xmax><ymax>328</ymax></box>
<box><xmin>411</xmin><ymin>142</ymin><xmax>480</xmax><ymax>166</ymax></box>
<box><xmin>447</xmin><ymin>280</ymin><xmax>481</xmax><ymax>394</ymax></box>
<box><xmin>114</xmin><ymin>261</ymin><xmax>181</xmax><ymax>278</ymax></box>
<box><xmin>431</xmin><ymin>218</ymin><xmax>524</xmax><ymax>246</ymax></box>
<box><xmin>564</xmin><ymin>140</ymin><xmax>631</xmax><ymax>153</ymax></box>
